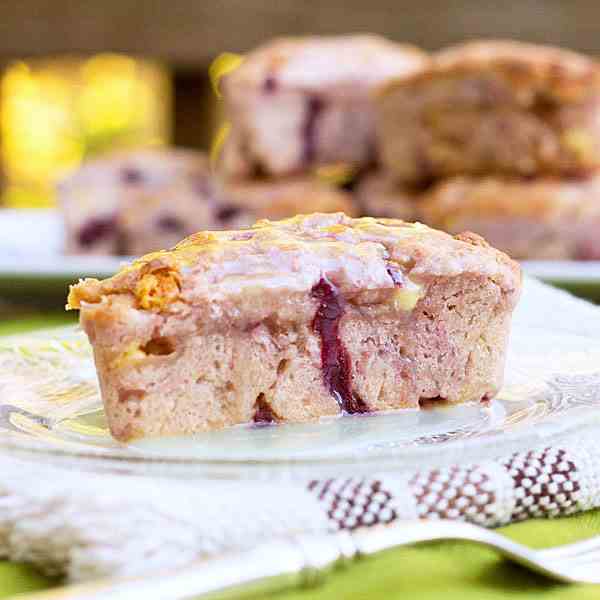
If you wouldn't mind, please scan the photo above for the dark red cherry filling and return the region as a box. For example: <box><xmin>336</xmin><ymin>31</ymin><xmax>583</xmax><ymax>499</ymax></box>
<box><xmin>156</xmin><ymin>215</ymin><xmax>185</xmax><ymax>233</ymax></box>
<box><xmin>215</xmin><ymin>205</ymin><xmax>242</xmax><ymax>222</ymax></box>
<box><xmin>386</xmin><ymin>262</ymin><xmax>405</xmax><ymax>287</ymax></box>
<box><xmin>263</xmin><ymin>75</ymin><xmax>278</xmax><ymax>93</ymax></box>
<box><xmin>301</xmin><ymin>96</ymin><xmax>325</xmax><ymax>165</ymax></box>
<box><xmin>253</xmin><ymin>394</ymin><xmax>277</xmax><ymax>425</ymax></box>
<box><xmin>311</xmin><ymin>278</ymin><xmax>369</xmax><ymax>414</ymax></box>
<box><xmin>480</xmin><ymin>392</ymin><xmax>493</xmax><ymax>405</ymax></box>
<box><xmin>193</xmin><ymin>175</ymin><xmax>213</xmax><ymax>197</ymax></box>
<box><xmin>77</xmin><ymin>216</ymin><xmax>118</xmax><ymax>247</ymax></box>
<box><xmin>120</xmin><ymin>167</ymin><xmax>144</xmax><ymax>184</ymax></box>
<box><xmin>574</xmin><ymin>234</ymin><xmax>600</xmax><ymax>261</ymax></box>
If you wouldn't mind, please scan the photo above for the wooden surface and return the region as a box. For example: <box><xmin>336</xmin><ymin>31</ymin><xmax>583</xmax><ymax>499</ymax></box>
<box><xmin>1</xmin><ymin>0</ymin><xmax>600</xmax><ymax>67</ymax></box>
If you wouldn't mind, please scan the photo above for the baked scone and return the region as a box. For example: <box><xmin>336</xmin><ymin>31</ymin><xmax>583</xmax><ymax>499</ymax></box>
<box><xmin>218</xmin><ymin>176</ymin><xmax>356</xmax><ymax>221</ymax></box>
<box><xmin>220</xmin><ymin>35</ymin><xmax>429</xmax><ymax>177</ymax></box>
<box><xmin>378</xmin><ymin>40</ymin><xmax>600</xmax><ymax>184</ymax></box>
<box><xmin>59</xmin><ymin>149</ymin><xmax>353</xmax><ymax>256</ymax></box>
<box><xmin>354</xmin><ymin>172</ymin><xmax>420</xmax><ymax>220</ymax></box>
<box><xmin>419</xmin><ymin>174</ymin><xmax>600</xmax><ymax>260</ymax></box>
<box><xmin>68</xmin><ymin>213</ymin><xmax>521</xmax><ymax>441</ymax></box>
<box><xmin>59</xmin><ymin>149</ymin><xmax>224</xmax><ymax>256</ymax></box>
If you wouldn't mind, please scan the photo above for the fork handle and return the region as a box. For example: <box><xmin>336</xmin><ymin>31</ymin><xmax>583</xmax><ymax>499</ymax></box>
<box><xmin>13</xmin><ymin>520</ymin><xmax>541</xmax><ymax>600</ymax></box>
<box><xmin>17</xmin><ymin>532</ymin><xmax>357</xmax><ymax>600</ymax></box>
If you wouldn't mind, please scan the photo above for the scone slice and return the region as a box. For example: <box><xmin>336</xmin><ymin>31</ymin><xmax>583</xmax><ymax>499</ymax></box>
<box><xmin>68</xmin><ymin>213</ymin><xmax>521</xmax><ymax>440</ymax></box>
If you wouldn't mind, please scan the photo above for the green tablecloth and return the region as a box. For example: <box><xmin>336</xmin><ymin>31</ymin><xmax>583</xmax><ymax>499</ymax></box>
<box><xmin>0</xmin><ymin>313</ymin><xmax>75</xmax><ymax>337</ymax></box>
<box><xmin>3</xmin><ymin>512</ymin><xmax>600</xmax><ymax>599</ymax></box>
<box><xmin>2</xmin><ymin>316</ymin><xmax>600</xmax><ymax>599</ymax></box>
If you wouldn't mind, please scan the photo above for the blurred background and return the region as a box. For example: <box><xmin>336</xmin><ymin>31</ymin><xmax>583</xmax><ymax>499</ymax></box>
<box><xmin>1</xmin><ymin>0</ymin><xmax>599</xmax><ymax>322</ymax></box>
<box><xmin>1</xmin><ymin>0</ymin><xmax>599</xmax><ymax>208</ymax></box>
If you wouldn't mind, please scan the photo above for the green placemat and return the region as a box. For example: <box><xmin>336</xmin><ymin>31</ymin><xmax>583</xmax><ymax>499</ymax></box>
<box><xmin>0</xmin><ymin>313</ymin><xmax>75</xmax><ymax>337</ymax></box>
<box><xmin>0</xmin><ymin>564</ymin><xmax>51</xmax><ymax>598</ymax></box>
<box><xmin>275</xmin><ymin>512</ymin><xmax>600</xmax><ymax>600</ymax></box>
<box><xmin>1</xmin><ymin>315</ymin><xmax>600</xmax><ymax>599</ymax></box>
<box><xmin>3</xmin><ymin>512</ymin><xmax>600</xmax><ymax>599</ymax></box>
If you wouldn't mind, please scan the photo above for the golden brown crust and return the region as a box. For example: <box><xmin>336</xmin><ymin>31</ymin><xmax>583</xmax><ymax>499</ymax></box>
<box><xmin>67</xmin><ymin>279</ymin><xmax>102</xmax><ymax>310</ymax></box>
<box><xmin>453</xmin><ymin>230</ymin><xmax>491</xmax><ymax>248</ymax></box>
<box><xmin>381</xmin><ymin>40</ymin><xmax>600</xmax><ymax>101</ymax></box>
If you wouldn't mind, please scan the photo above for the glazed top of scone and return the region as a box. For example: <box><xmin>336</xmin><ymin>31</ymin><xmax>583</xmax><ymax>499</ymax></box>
<box><xmin>223</xmin><ymin>35</ymin><xmax>429</xmax><ymax>94</ymax></box>
<box><xmin>58</xmin><ymin>148</ymin><xmax>208</xmax><ymax>190</ymax></box>
<box><xmin>382</xmin><ymin>39</ymin><xmax>600</xmax><ymax>101</ymax></box>
<box><xmin>68</xmin><ymin>214</ymin><xmax>521</xmax><ymax>325</ymax></box>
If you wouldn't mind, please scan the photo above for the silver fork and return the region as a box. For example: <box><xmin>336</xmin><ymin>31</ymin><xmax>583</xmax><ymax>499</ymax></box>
<box><xmin>19</xmin><ymin>520</ymin><xmax>600</xmax><ymax>600</ymax></box>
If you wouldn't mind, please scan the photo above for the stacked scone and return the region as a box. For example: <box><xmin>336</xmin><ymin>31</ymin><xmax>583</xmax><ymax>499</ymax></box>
<box><xmin>364</xmin><ymin>40</ymin><xmax>600</xmax><ymax>260</ymax></box>
<box><xmin>61</xmin><ymin>35</ymin><xmax>430</xmax><ymax>258</ymax></box>
<box><xmin>60</xmin><ymin>148</ymin><xmax>354</xmax><ymax>256</ymax></box>
<box><xmin>218</xmin><ymin>34</ymin><xmax>429</xmax><ymax>203</ymax></box>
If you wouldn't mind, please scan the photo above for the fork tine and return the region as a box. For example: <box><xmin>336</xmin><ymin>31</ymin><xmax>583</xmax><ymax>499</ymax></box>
<box><xmin>355</xmin><ymin>520</ymin><xmax>600</xmax><ymax>584</ymax></box>
<box><xmin>556</xmin><ymin>548</ymin><xmax>600</xmax><ymax>567</ymax></box>
<box><xmin>539</xmin><ymin>535</ymin><xmax>600</xmax><ymax>559</ymax></box>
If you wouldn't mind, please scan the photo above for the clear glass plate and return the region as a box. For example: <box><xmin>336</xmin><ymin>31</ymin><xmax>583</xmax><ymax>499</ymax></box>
<box><xmin>1</xmin><ymin>321</ymin><xmax>599</xmax><ymax>480</ymax></box>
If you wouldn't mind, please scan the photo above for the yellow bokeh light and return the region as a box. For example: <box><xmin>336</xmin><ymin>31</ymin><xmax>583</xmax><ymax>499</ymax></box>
<box><xmin>0</xmin><ymin>55</ymin><xmax>171</xmax><ymax>207</ymax></box>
